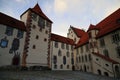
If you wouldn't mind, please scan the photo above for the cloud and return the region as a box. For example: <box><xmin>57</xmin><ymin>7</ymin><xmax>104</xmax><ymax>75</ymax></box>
<box><xmin>54</xmin><ymin>0</ymin><xmax>68</xmax><ymax>14</ymax></box>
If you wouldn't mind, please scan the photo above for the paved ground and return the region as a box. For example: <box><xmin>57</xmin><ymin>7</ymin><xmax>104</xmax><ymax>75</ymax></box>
<box><xmin>0</xmin><ymin>71</ymin><xmax>119</xmax><ymax>80</ymax></box>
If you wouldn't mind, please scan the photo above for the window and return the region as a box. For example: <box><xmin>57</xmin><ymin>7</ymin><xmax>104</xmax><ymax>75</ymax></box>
<box><xmin>76</xmin><ymin>48</ymin><xmax>79</xmax><ymax>55</ymax></box>
<box><xmin>38</xmin><ymin>16</ymin><xmax>45</xmax><ymax>28</ymax></box>
<box><xmin>60</xmin><ymin>64</ymin><xmax>63</xmax><ymax>69</ymax></box>
<box><xmin>89</xmin><ymin>54</ymin><xmax>91</xmax><ymax>61</ymax></box>
<box><xmin>54</xmin><ymin>41</ymin><xmax>58</xmax><ymax>48</ymax></box>
<box><xmin>33</xmin><ymin>25</ymin><xmax>36</xmax><ymax>29</ymax></box>
<box><xmin>44</xmin><ymin>38</ymin><xmax>47</xmax><ymax>42</ymax></box>
<box><xmin>66</xmin><ymin>52</ymin><xmax>69</xmax><ymax>57</ymax></box>
<box><xmin>36</xmin><ymin>35</ymin><xmax>39</xmax><ymax>39</ymax></box>
<box><xmin>103</xmin><ymin>49</ymin><xmax>109</xmax><ymax>57</ymax></box>
<box><xmin>33</xmin><ymin>45</ymin><xmax>36</xmax><ymax>49</ymax></box>
<box><xmin>58</xmin><ymin>49</ymin><xmax>62</xmax><ymax>56</ymax></box>
<box><xmin>61</xmin><ymin>43</ymin><xmax>64</xmax><ymax>49</ymax></box>
<box><xmin>88</xmin><ymin>32</ymin><xmax>91</xmax><ymax>38</ymax></box>
<box><xmin>17</xmin><ymin>30</ymin><xmax>24</xmax><ymax>39</ymax></box>
<box><xmin>31</xmin><ymin>13</ymin><xmax>37</xmax><ymax>21</ymax></box>
<box><xmin>0</xmin><ymin>37</ymin><xmax>8</xmax><ymax>48</ymax></box>
<box><xmin>82</xmin><ymin>56</ymin><xmax>84</xmax><ymax>62</ymax></box>
<box><xmin>71</xmin><ymin>58</ymin><xmax>74</xmax><ymax>64</ymax></box>
<box><xmin>63</xmin><ymin>56</ymin><xmax>66</xmax><ymax>65</ymax></box>
<box><xmin>46</xmin><ymin>21</ymin><xmax>51</xmax><ymax>27</ymax></box>
<box><xmin>116</xmin><ymin>46</ymin><xmax>120</xmax><ymax>57</ymax></box>
<box><xmin>10</xmin><ymin>38</ymin><xmax>20</xmax><ymax>52</ymax></box>
<box><xmin>112</xmin><ymin>33</ymin><xmax>120</xmax><ymax>43</ymax></box>
<box><xmin>53</xmin><ymin>55</ymin><xmax>57</xmax><ymax>64</ymax></box>
<box><xmin>71</xmin><ymin>52</ymin><xmax>73</xmax><ymax>58</ymax></box>
<box><xmin>66</xmin><ymin>44</ymin><xmax>69</xmax><ymax>50</ymax></box>
<box><xmin>96</xmin><ymin>58</ymin><xmax>99</xmax><ymax>61</ymax></box>
<box><xmin>79</xmin><ymin>56</ymin><xmax>81</xmax><ymax>62</ymax></box>
<box><xmin>100</xmin><ymin>38</ymin><xmax>105</xmax><ymax>47</ymax></box>
<box><xmin>86</xmin><ymin>44</ymin><xmax>89</xmax><ymax>51</ymax></box>
<box><xmin>81</xmin><ymin>46</ymin><xmax>83</xmax><ymax>53</ymax></box>
<box><xmin>71</xmin><ymin>46</ymin><xmax>73</xmax><ymax>50</ymax></box>
<box><xmin>5</xmin><ymin>26</ymin><xmax>13</xmax><ymax>36</ymax></box>
<box><xmin>67</xmin><ymin>65</ymin><xmax>69</xmax><ymax>69</ymax></box>
<box><xmin>105</xmin><ymin>64</ymin><xmax>109</xmax><ymax>67</ymax></box>
<box><xmin>54</xmin><ymin>65</ymin><xmax>57</xmax><ymax>69</ymax></box>
<box><xmin>45</xmin><ymin>30</ymin><xmax>48</xmax><ymax>34</ymax></box>
<box><xmin>76</xmin><ymin>57</ymin><xmax>78</xmax><ymax>63</ymax></box>
<box><xmin>85</xmin><ymin>55</ymin><xmax>87</xmax><ymax>62</ymax></box>
<box><xmin>89</xmin><ymin>42</ymin><xmax>93</xmax><ymax>48</ymax></box>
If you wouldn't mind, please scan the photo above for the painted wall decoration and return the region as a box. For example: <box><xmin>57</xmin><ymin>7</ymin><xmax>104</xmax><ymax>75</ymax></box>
<box><xmin>0</xmin><ymin>37</ymin><xmax>8</xmax><ymax>48</ymax></box>
<box><xmin>9</xmin><ymin>38</ymin><xmax>20</xmax><ymax>54</ymax></box>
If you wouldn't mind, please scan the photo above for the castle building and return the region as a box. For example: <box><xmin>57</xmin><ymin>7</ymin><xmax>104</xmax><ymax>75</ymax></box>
<box><xmin>0</xmin><ymin>3</ymin><xmax>120</xmax><ymax>77</ymax></box>
<box><xmin>0</xmin><ymin>12</ymin><xmax>26</xmax><ymax>67</ymax></box>
<box><xmin>50</xmin><ymin>33</ymin><xmax>74</xmax><ymax>70</ymax></box>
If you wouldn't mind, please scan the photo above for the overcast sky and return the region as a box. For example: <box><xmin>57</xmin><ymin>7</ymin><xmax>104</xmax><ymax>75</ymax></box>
<box><xmin>0</xmin><ymin>0</ymin><xmax>120</xmax><ymax>37</ymax></box>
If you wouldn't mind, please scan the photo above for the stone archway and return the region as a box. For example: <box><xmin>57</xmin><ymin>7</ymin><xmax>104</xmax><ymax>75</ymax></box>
<box><xmin>97</xmin><ymin>69</ymin><xmax>101</xmax><ymax>75</ymax></box>
<box><xmin>115</xmin><ymin>65</ymin><xmax>120</xmax><ymax>78</ymax></box>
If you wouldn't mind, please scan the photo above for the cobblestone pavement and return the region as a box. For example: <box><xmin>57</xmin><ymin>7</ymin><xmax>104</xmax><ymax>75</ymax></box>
<box><xmin>0</xmin><ymin>71</ymin><xmax>119</xmax><ymax>80</ymax></box>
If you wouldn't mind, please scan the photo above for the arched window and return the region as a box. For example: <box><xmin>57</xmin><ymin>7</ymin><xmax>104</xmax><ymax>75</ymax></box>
<box><xmin>58</xmin><ymin>49</ymin><xmax>62</xmax><ymax>56</ymax></box>
<box><xmin>63</xmin><ymin>56</ymin><xmax>66</xmax><ymax>65</ymax></box>
<box><xmin>89</xmin><ymin>54</ymin><xmax>91</xmax><ymax>61</ymax></box>
<box><xmin>85</xmin><ymin>55</ymin><xmax>87</xmax><ymax>62</ymax></box>
<box><xmin>60</xmin><ymin>64</ymin><xmax>63</xmax><ymax>69</ymax></box>
<box><xmin>66</xmin><ymin>51</ymin><xmax>69</xmax><ymax>57</ymax></box>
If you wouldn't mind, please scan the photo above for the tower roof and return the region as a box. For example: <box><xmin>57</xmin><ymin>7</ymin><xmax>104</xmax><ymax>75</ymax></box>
<box><xmin>31</xmin><ymin>3</ymin><xmax>52</xmax><ymax>23</ymax></box>
<box><xmin>21</xmin><ymin>3</ymin><xmax>52</xmax><ymax>23</ymax></box>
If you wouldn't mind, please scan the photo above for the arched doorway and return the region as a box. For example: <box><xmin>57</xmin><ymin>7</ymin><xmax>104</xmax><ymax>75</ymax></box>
<box><xmin>115</xmin><ymin>65</ymin><xmax>120</xmax><ymax>78</ymax></box>
<box><xmin>97</xmin><ymin>69</ymin><xmax>101</xmax><ymax>75</ymax></box>
<box><xmin>104</xmin><ymin>72</ymin><xmax>109</xmax><ymax>77</ymax></box>
<box><xmin>84</xmin><ymin>65</ymin><xmax>87</xmax><ymax>72</ymax></box>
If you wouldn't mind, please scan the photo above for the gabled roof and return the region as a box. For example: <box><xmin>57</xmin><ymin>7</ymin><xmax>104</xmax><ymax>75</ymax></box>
<box><xmin>51</xmin><ymin>33</ymin><xmax>75</xmax><ymax>45</ymax></box>
<box><xmin>87</xmin><ymin>24</ymin><xmax>99</xmax><ymax>32</ymax></box>
<box><xmin>70</xmin><ymin>26</ymin><xmax>85</xmax><ymax>37</ymax></box>
<box><xmin>75</xmin><ymin>32</ymin><xmax>89</xmax><ymax>48</ymax></box>
<box><xmin>96</xmin><ymin>8</ymin><xmax>120</xmax><ymax>38</ymax></box>
<box><xmin>21</xmin><ymin>3</ymin><xmax>52</xmax><ymax>23</ymax></box>
<box><xmin>92</xmin><ymin>52</ymin><xmax>119</xmax><ymax>64</ymax></box>
<box><xmin>0</xmin><ymin>12</ymin><xmax>26</xmax><ymax>31</ymax></box>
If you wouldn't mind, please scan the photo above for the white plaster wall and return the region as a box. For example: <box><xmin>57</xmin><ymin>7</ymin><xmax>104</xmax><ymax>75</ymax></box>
<box><xmin>75</xmin><ymin>44</ymin><xmax>92</xmax><ymax>72</ymax></box>
<box><xmin>0</xmin><ymin>24</ymin><xmax>26</xmax><ymax>67</ymax></box>
<box><xmin>97</xmin><ymin>30</ymin><xmax>120</xmax><ymax>63</ymax></box>
<box><xmin>51</xmin><ymin>41</ymin><xmax>73</xmax><ymax>70</ymax></box>
<box><xmin>92</xmin><ymin>54</ymin><xmax>114</xmax><ymax>77</ymax></box>
<box><xmin>26</xmin><ymin>14</ymin><xmax>50</xmax><ymax>67</ymax></box>
<box><xmin>20</xmin><ymin>11</ymin><xmax>29</xmax><ymax>26</ymax></box>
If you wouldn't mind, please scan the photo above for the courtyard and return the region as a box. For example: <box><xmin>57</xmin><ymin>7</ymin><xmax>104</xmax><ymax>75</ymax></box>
<box><xmin>0</xmin><ymin>71</ymin><xmax>119</xmax><ymax>80</ymax></box>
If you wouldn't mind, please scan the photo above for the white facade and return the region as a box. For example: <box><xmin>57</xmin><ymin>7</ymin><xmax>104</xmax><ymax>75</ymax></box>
<box><xmin>0</xmin><ymin>24</ymin><xmax>26</xmax><ymax>67</ymax></box>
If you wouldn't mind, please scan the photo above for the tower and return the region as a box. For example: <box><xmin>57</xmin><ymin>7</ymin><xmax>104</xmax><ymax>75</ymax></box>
<box><xmin>20</xmin><ymin>3</ymin><xmax>52</xmax><ymax>68</ymax></box>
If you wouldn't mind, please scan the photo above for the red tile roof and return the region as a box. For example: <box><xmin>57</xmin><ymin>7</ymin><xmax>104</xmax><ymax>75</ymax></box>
<box><xmin>0</xmin><ymin>12</ymin><xmax>26</xmax><ymax>31</ymax></box>
<box><xmin>87</xmin><ymin>24</ymin><xmax>99</xmax><ymax>32</ymax></box>
<box><xmin>51</xmin><ymin>33</ymin><xmax>75</xmax><ymax>45</ymax></box>
<box><xmin>92</xmin><ymin>52</ymin><xmax>119</xmax><ymax>64</ymax></box>
<box><xmin>75</xmin><ymin>32</ymin><xmax>89</xmax><ymax>48</ymax></box>
<box><xmin>21</xmin><ymin>3</ymin><xmax>52</xmax><ymax>23</ymax></box>
<box><xmin>96</xmin><ymin>8</ymin><xmax>120</xmax><ymax>38</ymax></box>
<box><xmin>71</xmin><ymin>26</ymin><xmax>85</xmax><ymax>37</ymax></box>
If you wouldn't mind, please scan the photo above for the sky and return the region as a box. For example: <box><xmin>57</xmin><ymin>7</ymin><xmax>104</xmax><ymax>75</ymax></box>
<box><xmin>0</xmin><ymin>0</ymin><xmax>120</xmax><ymax>37</ymax></box>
